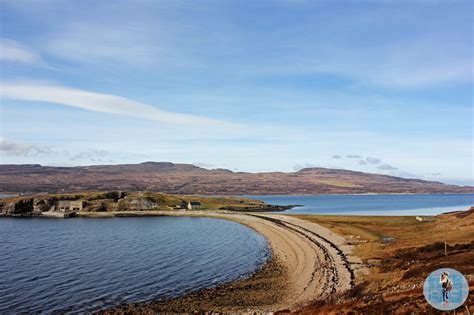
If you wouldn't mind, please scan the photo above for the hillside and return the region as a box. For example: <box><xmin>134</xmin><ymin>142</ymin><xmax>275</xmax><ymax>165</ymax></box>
<box><xmin>0</xmin><ymin>162</ymin><xmax>472</xmax><ymax>195</ymax></box>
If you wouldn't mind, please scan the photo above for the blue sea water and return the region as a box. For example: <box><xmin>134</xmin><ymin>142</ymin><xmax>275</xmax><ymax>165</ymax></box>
<box><xmin>0</xmin><ymin>217</ymin><xmax>269</xmax><ymax>314</ymax></box>
<box><xmin>246</xmin><ymin>194</ymin><xmax>474</xmax><ymax>215</ymax></box>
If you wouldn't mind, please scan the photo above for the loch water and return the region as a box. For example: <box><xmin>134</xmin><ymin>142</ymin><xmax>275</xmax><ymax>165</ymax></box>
<box><xmin>248</xmin><ymin>194</ymin><xmax>474</xmax><ymax>215</ymax></box>
<box><xmin>0</xmin><ymin>216</ymin><xmax>269</xmax><ymax>314</ymax></box>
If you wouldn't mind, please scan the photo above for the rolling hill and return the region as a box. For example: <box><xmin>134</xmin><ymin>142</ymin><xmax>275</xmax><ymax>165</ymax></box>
<box><xmin>0</xmin><ymin>162</ymin><xmax>472</xmax><ymax>195</ymax></box>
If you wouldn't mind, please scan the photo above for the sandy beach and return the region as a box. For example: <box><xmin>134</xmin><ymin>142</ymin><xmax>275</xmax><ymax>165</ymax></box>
<box><xmin>91</xmin><ymin>211</ymin><xmax>363</xmax><ymax>313</ymax></box>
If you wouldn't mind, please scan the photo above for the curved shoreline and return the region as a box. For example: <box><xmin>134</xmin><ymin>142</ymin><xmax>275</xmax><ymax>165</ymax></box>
<box><xmin>84</xmin><ymin>210</ymin><xmax>362</xmax><ymax>313</ymax></box>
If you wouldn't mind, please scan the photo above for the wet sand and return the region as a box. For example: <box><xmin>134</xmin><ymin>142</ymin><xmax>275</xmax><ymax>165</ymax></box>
<box><xmin>90</xmin><ymin>211</ymin><xmax>362</xmax><ymax>313</ymax></box>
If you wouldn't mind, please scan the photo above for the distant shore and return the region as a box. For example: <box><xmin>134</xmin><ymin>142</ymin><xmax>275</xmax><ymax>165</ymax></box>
<box><xmin>90</xmin><ymin>211</ymin><xmax>361</xmax><ymax>313</ymax></box>
<box><xmin>2</xmin><ymin>162</ymin><xmax>473</xmax><ymax>196</ymax></box>
<box><xmin>3</xmin><ymin>192</ymin><xmax>474</xmax><ymax>198</ymax></box>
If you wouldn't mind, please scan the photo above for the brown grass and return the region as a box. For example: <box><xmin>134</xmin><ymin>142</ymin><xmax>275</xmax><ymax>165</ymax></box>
<box><xmin>288</xmin><ymin>208</ymin><xmax>474</xmax><ymax>314</ymax></box>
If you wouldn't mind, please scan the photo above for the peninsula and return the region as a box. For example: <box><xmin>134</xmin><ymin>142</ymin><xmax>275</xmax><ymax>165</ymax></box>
<box><xmin>0</xmin><ymin>191</ymin><xmax>293</xmax><ymax>217</ymax></box>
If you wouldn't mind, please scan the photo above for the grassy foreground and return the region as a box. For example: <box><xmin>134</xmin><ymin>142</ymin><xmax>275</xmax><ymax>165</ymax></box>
<box><xmin>286</xmin><ymin>208</ymin><xmax>474</xmax><ymax>314</ymax></box>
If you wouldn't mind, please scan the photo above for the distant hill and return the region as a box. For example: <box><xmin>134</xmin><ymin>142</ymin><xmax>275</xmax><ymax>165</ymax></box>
<box><xmin>0</xmin><ymin>162</ymin><xmax>472</xmax><ymax>195</ymax></box>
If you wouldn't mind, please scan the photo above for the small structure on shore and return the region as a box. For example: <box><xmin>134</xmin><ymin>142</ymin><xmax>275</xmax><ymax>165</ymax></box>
<box><xmin>416</xmin><ymin>216</ymin><xmax>435</xmax><ymax>222</ymax></box>
<box><xmin>170</xmin><ymin>202</ymin><xmax>188</xmax><ymax>210</ymax></box>
<box><xmin>187</xmin><ymin>201</ymin><xmax>202</xmax><ymax>210</ymax></box>
<box><xmin>56</xmin><ymin>200</ymin><xmax>83</xmax><ymax>212</ymax></box>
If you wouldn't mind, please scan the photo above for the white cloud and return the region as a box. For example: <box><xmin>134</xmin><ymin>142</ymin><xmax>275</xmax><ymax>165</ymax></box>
<box><xmin>0</xmin><ymin>39</ymin><xmax>42</xmax><ymax>64</ymax></box>
<box><xmin>0</xmin><ymin>83</ymin><xmax>234</xmax><ymax>127</ymax></box>
<box><xmin>0</xmin><ymin>138</ymin><xmax>52</xmax><ymax>156</ymax></box>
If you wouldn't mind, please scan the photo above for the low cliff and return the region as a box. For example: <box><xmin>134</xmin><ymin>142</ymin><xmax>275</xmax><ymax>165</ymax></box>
<box><xmin>0</xmin><ymin>191</ymin><xmax>286</xmax><ymax>217</ymax></box>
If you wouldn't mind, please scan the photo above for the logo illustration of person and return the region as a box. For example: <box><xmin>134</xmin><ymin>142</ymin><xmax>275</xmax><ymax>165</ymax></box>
<box><xmin>424</xmin><ymin>268</ymin><xmax>468</xmax><ymax>311</ymax></box>
<box><xmin>440</xmin><ymin>271</ymin><xmax>453</xmax><ymax>304</ymax></box>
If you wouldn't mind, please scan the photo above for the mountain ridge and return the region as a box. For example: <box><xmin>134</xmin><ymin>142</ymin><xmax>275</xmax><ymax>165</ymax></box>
<box><xmin>0</xmin><ymin>162</ymin><xmax>472</xmax><ymax>195</ymax></box>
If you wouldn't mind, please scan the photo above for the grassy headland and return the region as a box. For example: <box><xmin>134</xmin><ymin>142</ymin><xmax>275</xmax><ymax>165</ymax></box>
<box><xmin>0</xmin><ymin>191</ymin><xmax>292</xmax><ymax>216</ymax></box>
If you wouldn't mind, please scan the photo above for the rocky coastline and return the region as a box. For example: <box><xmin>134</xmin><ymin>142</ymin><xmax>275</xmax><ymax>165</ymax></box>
<box><xmin>0</xmin><ymin>191</ymin><xmax>295</xmax><ymax>217</ymax></box>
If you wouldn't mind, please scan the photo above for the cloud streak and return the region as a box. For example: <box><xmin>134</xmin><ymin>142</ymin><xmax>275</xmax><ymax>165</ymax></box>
<box><xmin>0</xmin><ymin>83</ymin><xmax>233</xmax><ymax>127</ymax></box>
<box><xmin>0</xmin><ymin>39</ymin><xmax>42</xmax><ymax>64</ymax></box>
<box><xmin>45</xmin><ymin>21</ymin><xmax>163</xmax><ymax>66</ymax></box>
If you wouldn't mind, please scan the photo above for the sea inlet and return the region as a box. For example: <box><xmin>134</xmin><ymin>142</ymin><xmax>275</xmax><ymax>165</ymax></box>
<box><xmin>0</xmin><ymin>216</ymin><xmax>269</xmax><ymax>313</ymax></box>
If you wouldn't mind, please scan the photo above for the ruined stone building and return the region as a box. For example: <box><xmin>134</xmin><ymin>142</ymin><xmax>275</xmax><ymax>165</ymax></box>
<box><xmin>56</xmin><ymin>200</ymin><xmax>83</xmax><ymax>212</ymax></box>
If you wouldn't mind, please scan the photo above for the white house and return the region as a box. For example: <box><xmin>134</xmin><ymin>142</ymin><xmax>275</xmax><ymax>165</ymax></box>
<box><xmin>187</xmin><ymin>201</ymin><xmax>202</xmax><ymax>210</ymax></box>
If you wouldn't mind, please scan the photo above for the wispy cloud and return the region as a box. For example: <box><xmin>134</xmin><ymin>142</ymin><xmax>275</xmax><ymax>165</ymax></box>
<box><xmin>4</xmin><ymin>2</ymin><xmax>472</xmax><ymax>88</ymax></box>
<box><xmin>0</xmin><ymin>39</ymin><xmax>42</xmax><ymax>64</ymax></box>
<box><xmin>334</xmin><ymin>154</ymin><xmax>403</xmax><ymax>174</ymax></box>
<box><xmin>0</xmin><ymin>138</ymin><xmax>150</xmax><ymax>165</ymax></box>
<box><xmin>0</xmin><ymin>83</ymin><xmax>234</xmax><ymax>127</ymax></box>
<box><xmin>68</xmin><ymin>149</ymin><xmax>112</xmax><ymax>163</ymax></box>
<box><xmin>44</xmin><ymin>22</ymin><xmax>163</xmax><ymax>66</ymax></box>
<box><xmin>377</xmin><ymin>163</ymin><xmax>398</xmax><ymax>171</ymax></box>
<box><xmin>365</xmin><ymin>157</ymin><xmax>381</xmax><ymax>164</ymax></box>
<box><xmin>237</xmin><ymin>4</ymin><xmax>473</xmax><ymax>88</ymax></box>
<box><xmin>293</xmin><ymin>39</ymin><xmax>473</xmax><ymax>88</ymax></box>
<box><xmin>0</xmin><ymin>138</ymin><xmax>52</xmax><ymax>156</ymax></box>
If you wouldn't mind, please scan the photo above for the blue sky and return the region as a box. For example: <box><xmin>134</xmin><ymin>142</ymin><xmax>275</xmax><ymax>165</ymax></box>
<box><xmin>0</xmin><ymin>0</ymin><xmax>473</xmax><ymax>185</ymax></box>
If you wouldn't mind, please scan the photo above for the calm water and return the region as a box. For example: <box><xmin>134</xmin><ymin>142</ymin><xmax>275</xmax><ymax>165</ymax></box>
<box><xmin>247</xmin><ymin>194</ymin><xmax>474</xmax><ymax>215</ymax></box>
<box><xmin>0</xmin><ymin>194</ymin><xmax>16</xmax><ymax>199</ymax></box>
<box><xmin>0</xmin><ymin>217</ymin><xmax>269</xmax><ymax>314</ymax></box>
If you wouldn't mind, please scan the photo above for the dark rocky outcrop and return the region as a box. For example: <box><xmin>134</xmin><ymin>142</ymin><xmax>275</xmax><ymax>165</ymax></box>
<box><xmin>1</xmin><ymin>198</ymin><xmax>34</xmax><ymax>216</ymax></box>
